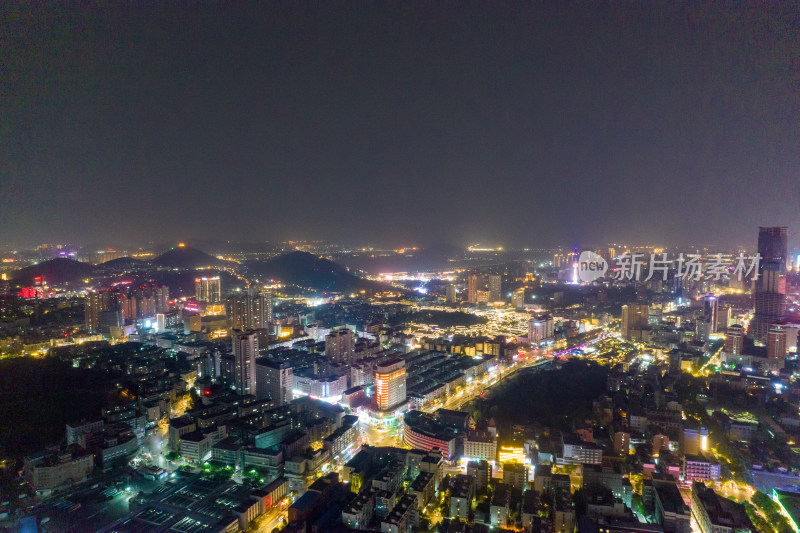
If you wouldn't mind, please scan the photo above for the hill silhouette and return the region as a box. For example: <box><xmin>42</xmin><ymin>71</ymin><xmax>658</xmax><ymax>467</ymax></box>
<box><xmin>246</xmin><ymin>251</ymin><xmax>392</xmax><ymax>294</ymax></box>
<box><xmin>96</xmin><ymin>256</ymin><xmax>150</xmax><ymax>270</ymax></box>
<box><xmin>12</xmin><ymin>258</ymin><xmax>96</xmax><ymax>285</ymax></box>
<box><xmin>152</xmin><ymin>247</ymin><xmax>232</xmax><ymax>269</ymax></box>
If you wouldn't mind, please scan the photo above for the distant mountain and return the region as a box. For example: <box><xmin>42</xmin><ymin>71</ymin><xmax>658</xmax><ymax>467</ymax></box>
<box><xmin>246</xmin><ymin>251</ymin><xmax>395</xmax><ymax>294</ymax></box>
<box><xmin>12</xmin><ymin>258</ymin><xmax>96</xmax><ymax>285</ymax></box>
<box><xmin>95</xmin><ymin>257</ymin><xmax>150</xmax><ymax>270</ymax></box>
<box><xmin>152</xmin><ymin>247</ymin><xmax>232</xmax><ymax>269</ymax></box>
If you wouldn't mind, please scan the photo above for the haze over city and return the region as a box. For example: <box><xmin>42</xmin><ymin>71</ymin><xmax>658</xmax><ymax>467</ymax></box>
<box><xmin>3</xmin><ymin>3</ymin><xmax>799</xmax><ymax>248</ymax></box>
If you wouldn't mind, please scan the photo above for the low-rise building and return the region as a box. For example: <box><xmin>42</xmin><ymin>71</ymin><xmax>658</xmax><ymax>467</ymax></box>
<box><xmin>653</xmin><ymin>480</ymin><xmax>691</xmax><ymax>533</ymax></box>
<box><xmin>381</xmin><ymin>493</ymin><xmax>418</xmax><ymax>533</ymax></box>
<box><xmin>684</xmin><ymin>453</ymin><xmax>721</xmax><ymax>483</ymax></box>
<box><xmin>491</xmin><ymin>482</ymin><xmax>511</xmax><ymax>527</ymax></box>
<box><xmin>342</xmin><ymin>492</ymin><xmax>373</xmax><ymax>529</ymax></box>
<box><xmin>450</xmin><ymin>474</ymin><xmax>476</xmax><ymax>519</ymax></box>
<box><xmin>24</xmin><ymin>446</ymin><xmax>94</xmax><ymax>492</ymax></box>
<box><xmin>691</xmin><ymin>482</ymin><xmax>754</xmax><ymax>533</ymax></box>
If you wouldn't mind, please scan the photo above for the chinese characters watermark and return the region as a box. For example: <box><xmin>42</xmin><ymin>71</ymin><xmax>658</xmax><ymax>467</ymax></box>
<box><xmin>576</xmin><ymin>251</ymin><xmax>760</xmax><ymax>283</ymax></box>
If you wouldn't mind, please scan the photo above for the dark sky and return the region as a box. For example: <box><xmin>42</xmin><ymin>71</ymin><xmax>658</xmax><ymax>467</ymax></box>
<box><xmin>2</xmin><ymin>3</ymin><xmax>799</xmax><ymax>249</ymax></box>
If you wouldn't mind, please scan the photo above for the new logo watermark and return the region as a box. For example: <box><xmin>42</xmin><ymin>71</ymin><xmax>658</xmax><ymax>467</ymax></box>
<box><xmin>573</xmin><ymin>251</ymin><xmax>761</xmax><ymax>283</ymax></box>
<box><xmin>578</xmin><ymin>251</ymin><xmax>608</xmax><ymax>282</ymax></box>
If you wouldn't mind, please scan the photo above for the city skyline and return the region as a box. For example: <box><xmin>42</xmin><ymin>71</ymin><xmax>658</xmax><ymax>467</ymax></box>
<box><xmin>3</xmin><ymin>3</ymin><xmax>799</xmax><ymax>247</ymax></box>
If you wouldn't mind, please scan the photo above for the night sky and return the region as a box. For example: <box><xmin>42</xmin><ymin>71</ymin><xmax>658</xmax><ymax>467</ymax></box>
<box><xmin>2</xmin><ymin>3</ymin><xmax>799</xmax><ymax>248</ymax></box>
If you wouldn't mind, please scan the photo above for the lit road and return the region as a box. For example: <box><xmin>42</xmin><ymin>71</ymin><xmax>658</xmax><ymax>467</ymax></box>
<box><xmin>256</xmin><ymin>508</ymin><xmax>288</xmax><ymax>532</ymax></box>
<box><xmin>362</xmin><ymin>420</ymin><xmax>403</xmax><ymax>448</ymax></box>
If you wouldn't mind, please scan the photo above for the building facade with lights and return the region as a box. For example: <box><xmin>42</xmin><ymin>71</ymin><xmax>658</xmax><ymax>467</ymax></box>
<box><xmin>374</xmin><ymin>358</ymin><xmax>406</xmax><ymax>410</ymax></box>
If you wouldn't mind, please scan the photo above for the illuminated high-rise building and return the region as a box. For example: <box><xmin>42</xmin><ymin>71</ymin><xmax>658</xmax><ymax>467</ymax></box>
<box><xmin>703</xmin><ymin>295</ymin><xmax>718</xmax><ymax>334</ymax></box>
<box><xmin>511</xmin><ymin>288</ymin><xmax>525</xmax><ymax>310</ymax></box>
<box><xmin>716</xmin><ymin>303</ymin><xmax>732</xmax><ymax>332</ymax></box>
<box><xmin>528</xmin><ymin>314</ymin><xmax>554</xmax><ymax>345</ymax></box>
<box><xmin>487</xmin><ymin>274</ymin><xmax>501</xmax><ymax>302</ymax></box>
<box><xmin>445</xmin><ymin>284</ymin><xmax>457</xmax><ymax>303</ymax></box>
<box><xmin>621</xmin><ymin>304</ymin><xmax>649</xmax><ymax>340</ymax></box>
<box><xmin>232</xmin><ymin>329</ymin><xmax>258</xmax><ymax>396</ymax></box>
<box><xmin>467</xmin><ymin>273</ymin><xmax>501</xmax><ymax>303</ymax></box>
<box><xmin>154</xmin><ymin>285</ymin><xmax>170</xmax><ymax>313</ymax></box>
<box><xmin>752</xmin><ymin>226</ymin><xmax>787</xmax><ymax>341</ymax></box>
<box><xmin>85</xmin><ymin>291</ymin><xmax>111</xmax><ymax>333</ymax></box>
<box><xmin>325</xmin><ymin>329</ymin><xmax>356</xmax><ymax>364</ymax></box>
<box><xmin>375</xmin><ymin>358</ymin><xmax>406</xmax><ymax>410</ymax></box>
<box><xmin>724</xmin><ymin>325</ymin><xmax>744</xmax><ymax>355</ymax></box>
<box><xmin>467</xmin><ymin>273</ymin><xmax>481</xmax><ymax>303</ymax></box>
<box><xmin>767</xmin><ymin>324</ymin><xmax>787</xmax><ymax>359</ymax></box>
<box><xmin>255</xmin><ymin>359</ymin><xmax>293</xmax><ymax>405</ymax></box>
<box><xmin>119</xmin><ymin>294</ymin><xmax>137</xmax><ymax>322</ymax></box>
<box><xmin>195</xmin><ymin>276</ymin><xmax>221</xmax><ymax>304</ymax></box>
<box><xmin>225</xmin><ymin>290</ymin><xmax>271</xmax><ymax>331</ymax></box>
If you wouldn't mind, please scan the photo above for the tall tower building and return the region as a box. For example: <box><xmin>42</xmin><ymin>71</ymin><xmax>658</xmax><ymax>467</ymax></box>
<box><xmin>255</xmin><ymin>359</ymin><xmax>293</xmax><ymax>405</ymax></box>
<box><xmin>512</xmin><ymin>288</ymin><xmax>525</xmax><ymax>310</ymax></box>
<box><xmin>119</xmin><ymin>294</ymin><xmax>137</xmax><ymax>322</ymax></box>
<box><xmin>325</xmin><ymin>329</ymin><xmax>356</xmax><ymax>364</ymax></box>
<box><xmin>703</xmin><ymin>295</ymin><xmax>718</xmax><ymax>334</ymax></box>
<box><xmin>716</xmin><ymin>303</ymin><xmax>732</xmax><ymax>332</ymax></box>
<box><xmin>195</xmin><ymin>276</ymin><xmax>221</xmax><ymax>304</ymax></box>
<box><xmin>260</xmin><ymin>288</ymin><xmax>274</xmax><ymax>326</ymax></box>
<box><xmin>154</xmin><ymin>285</ymin><xmax>170</xmax><ymax>313</ymax></box>
<box><xmin>226</xmin><ymin>292</ymin><xmax>271</xmax><ymax>331</ymax></box>
<box><xmin>487</xmin><ymin>275</ymin><xmax>502</xmax><ymax>302</ymax></box>
<box><xmin>375</xmin><ymin>358</ymin><xmax>406</xmax><ymax>410</ymax></box>
<box><xmin>467</xmin><ymin>273</ymin><xmax>481</xmax><ymax>303</ymax></box>
<box><xmin>752</xmin><ymin>226</ymin><xmax>787</xmax><ymax>341</ymax></box>
<box><xmin>85</xmin><ymin>291</ymin><xmax>111</xmax><ymax>333</ymax></box>
<box><xmin>621</xmin><ymin>304</ymin><xmax>649</xmax><ymax>340</ymax></box>
<box><xmin>232</xmin><ymin>329</ymin><xmax>258</xmax><ymax>396</ymax></box>
<box><xmin>445</xmin><ymin>284</ymin><xmax>457</xmax><ymax>304</ymax></box>
<box><xmin>724</xmin><ymin>325</ymin><xmax>744</xmax><ymax>355</ymax></box>
<box><xmin>767</xmin><ymin>324</ymin><xmax>787</xmax><ymax>359</ymax></box>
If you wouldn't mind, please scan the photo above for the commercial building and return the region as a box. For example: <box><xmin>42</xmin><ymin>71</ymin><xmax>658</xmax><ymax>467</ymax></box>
<box><xmin>292</xmin><ymin>370</ymin><xmax>348</xmax><ymax>402</ymax></box>
<box><xmin>752</xmin><ymin>226</ymin><xmax>787</xmax><ymax>341</ymax></box>
<box><xmin>375</xmin><ymin>358</ymin><xmax>406</xmax><ymax>410</ymax></box>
